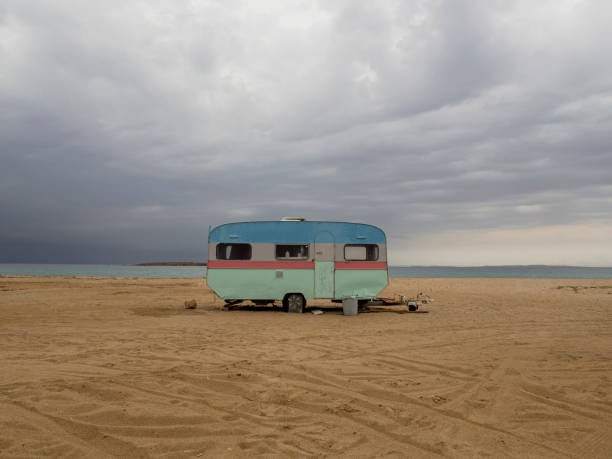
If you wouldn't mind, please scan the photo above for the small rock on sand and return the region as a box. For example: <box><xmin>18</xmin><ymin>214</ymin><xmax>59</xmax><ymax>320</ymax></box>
<box><xmin>184</xmin><ymin>299</ymin><xmax>197</xmax><ymax>309</ymax></box>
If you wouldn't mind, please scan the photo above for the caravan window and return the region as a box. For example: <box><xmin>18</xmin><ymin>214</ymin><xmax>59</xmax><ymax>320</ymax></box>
<box><xmin>344</xmin><ymin>244</ymin><xmax>379</xmax><ymax>261</ymax></box>
<box><xmin>216</xmin><ymin>243</ymin><xmax>252</xmax><ymax>260</ymax></box>
<box><xmin>276</xmin><ymin>244</ymin><xmax>309</xmax><ymax>260</ymax></box>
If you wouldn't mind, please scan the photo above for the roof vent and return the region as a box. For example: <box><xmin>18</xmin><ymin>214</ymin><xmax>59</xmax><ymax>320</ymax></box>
<box><xmin>281</xmin><ymin>216</ymin><xmax>306</xmax><ymax>221</ymax></box>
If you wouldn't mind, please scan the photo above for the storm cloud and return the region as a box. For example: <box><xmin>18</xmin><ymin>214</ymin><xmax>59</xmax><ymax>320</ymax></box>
<box><xmin>1</xmin><ymin>1</ymin><xmax>611</xmax><ymax>265</ymax></box>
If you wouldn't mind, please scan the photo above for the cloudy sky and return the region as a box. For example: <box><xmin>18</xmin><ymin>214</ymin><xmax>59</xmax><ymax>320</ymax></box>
<box><xmin>1</xmin><ymin>0</ymin><xmax>611</xmax><ymax>265</ymax></box>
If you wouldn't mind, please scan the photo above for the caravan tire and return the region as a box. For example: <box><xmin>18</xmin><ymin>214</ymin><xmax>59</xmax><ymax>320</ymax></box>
<box><xmin>285</xmin><ymin>294</ymin><xmax>305</xmax><ymax>314</ymax></box>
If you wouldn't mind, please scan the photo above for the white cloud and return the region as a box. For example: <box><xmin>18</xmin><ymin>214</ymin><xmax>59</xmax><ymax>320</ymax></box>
<box><xmin>514</xmin><ymin>205</ymin><xmax>542</xmax><ymax>214</ymax></box>
<box><xmin>392</xmin><ymin>224</ymin><xmax>612</xmax><ymax>266</ymax></box>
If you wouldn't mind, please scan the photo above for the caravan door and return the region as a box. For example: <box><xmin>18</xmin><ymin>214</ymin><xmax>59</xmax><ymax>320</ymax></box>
<box><xmin>314</xmin><ymin>231</ymin><xmax>335</xmax><ymax>298</ymax></box>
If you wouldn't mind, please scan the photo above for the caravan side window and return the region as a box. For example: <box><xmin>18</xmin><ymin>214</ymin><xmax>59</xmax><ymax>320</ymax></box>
<box><xmin>344</xmin><ymin>244</ymin><xmax>379</xmax><ymax>261</ymax></box>
<box><xmin>216</xmin><ymin>243</ymin><xmax>252</xmax><ymax>260</ymax></box>
<box><xmin>276</xmin><ymin>244</ymin><xmax>309</xmax><ymax>260</ymax></box>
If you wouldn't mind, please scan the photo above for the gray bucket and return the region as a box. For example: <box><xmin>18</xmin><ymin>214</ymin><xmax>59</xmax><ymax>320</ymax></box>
<box><xmin>342</xmin><ymin>296</ymin><xmax>358</xmax><ymax>316</ymax></box>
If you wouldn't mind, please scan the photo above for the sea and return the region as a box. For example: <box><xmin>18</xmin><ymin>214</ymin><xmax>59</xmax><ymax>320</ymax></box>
<box><xmin>1</xmin><ymin>264</ymin><xmax>612</xmax><ymax>279</ymax></box>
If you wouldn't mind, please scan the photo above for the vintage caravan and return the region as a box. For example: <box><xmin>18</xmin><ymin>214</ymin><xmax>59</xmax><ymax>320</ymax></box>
<box><xmin>207</xmin><ymin>218</ymin><xmax>388</xmax><ymax>313</ymax></box>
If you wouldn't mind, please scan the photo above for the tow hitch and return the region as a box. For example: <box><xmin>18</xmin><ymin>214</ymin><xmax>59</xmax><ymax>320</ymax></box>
<box><xmin>363</xmin><ymin>293</ymin><xmax>433</xmax><ymax>312</ymax></box>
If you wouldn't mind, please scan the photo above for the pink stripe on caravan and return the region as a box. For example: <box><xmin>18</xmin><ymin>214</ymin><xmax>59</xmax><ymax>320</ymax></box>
<box><xmin>335</xmin><ymin>262</ymin><xmax>388</xmax><ymax>270</ymax></box>
<box><xmin>208</xmin><ymin>261</ymin><xmax>315</xmax><ymax>269</ymax></box>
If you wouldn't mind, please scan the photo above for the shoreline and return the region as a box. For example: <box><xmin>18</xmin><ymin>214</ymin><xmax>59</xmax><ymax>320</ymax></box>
<box><xmin>2</xmin><ymin>274</ymin><xmax>612</xmax><ymax>280</ymax></box>
<box><xmin>3</xmin><ymin>264</ymin><xmax>612</xmax><ymax>280</ymax></box>
<box><xmin>134</xmin><ymin>262</ymin><xmax>206</xmax><ymax>266</ymax></box>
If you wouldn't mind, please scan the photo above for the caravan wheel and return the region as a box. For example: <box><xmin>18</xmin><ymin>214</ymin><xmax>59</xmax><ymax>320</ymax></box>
<box><xmin>285</xmin><ymin>294</ymin><xmax>305</xmax><ymax>314</ymax></box>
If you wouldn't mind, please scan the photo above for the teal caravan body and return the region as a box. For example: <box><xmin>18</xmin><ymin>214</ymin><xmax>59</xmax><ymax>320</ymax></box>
<box><xmin>207</xmin><ymin>219</ymin><xmax>388</xmax><ymax>311</ymax></box>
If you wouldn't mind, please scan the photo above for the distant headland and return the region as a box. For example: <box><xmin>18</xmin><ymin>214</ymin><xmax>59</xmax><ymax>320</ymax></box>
<box><xmin>134</xmin><ymin>262</ymin><xmax>207</xmax><ymax>266</ymax></box>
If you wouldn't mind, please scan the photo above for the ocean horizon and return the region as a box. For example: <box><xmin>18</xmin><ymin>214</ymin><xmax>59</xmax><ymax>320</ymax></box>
<box><xmin>1</xmin><ymin>263</ymin><xmax>612</xmax><ymax>279</ymax></box>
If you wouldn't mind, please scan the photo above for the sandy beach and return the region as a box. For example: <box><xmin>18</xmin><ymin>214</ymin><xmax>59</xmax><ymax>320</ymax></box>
<box><xmin>0</xmin><ymin>276</ymin><xmax>610</xmax><ymax>458</ymax></box>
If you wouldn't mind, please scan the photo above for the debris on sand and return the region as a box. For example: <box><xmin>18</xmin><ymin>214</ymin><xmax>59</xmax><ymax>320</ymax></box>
<box><xmin>184</xmin><ymin>299</ymin><xmax>197</xmax><ymax>309</ymax></box>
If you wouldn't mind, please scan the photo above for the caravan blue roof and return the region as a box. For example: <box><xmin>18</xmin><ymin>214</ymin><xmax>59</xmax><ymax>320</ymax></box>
<box><xmin>209</xmin><ymin>221</ymin><xmax>386</xmax><ymax>244</ymax></box>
